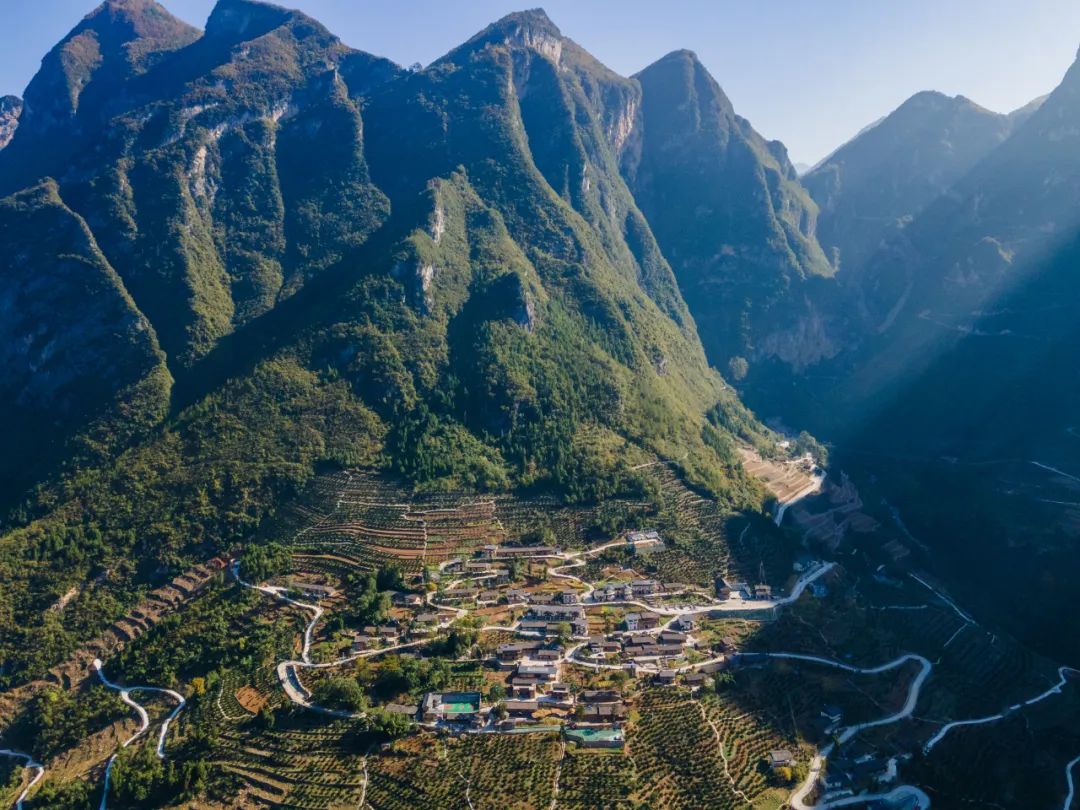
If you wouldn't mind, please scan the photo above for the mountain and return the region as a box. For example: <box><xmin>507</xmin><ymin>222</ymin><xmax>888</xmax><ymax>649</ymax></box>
<box><xmin>623</xmin><ymin>49</ymin><xmax>834</xmax><ymax>375</ymax></box>
<box><xmin>763</xmin><ymin>50</ymin><xmax>1080</xmax><ymax>664</ymax></box>
<box><xmin>0</xmin><ymin>96</ymin><xmax>20</xmax><ymax>148</ymax></box>
<box><xmin>0</xmin><ymin>2</ymin><xmax>775</xmax><ymax>687</ymax></box>
<box><xmin>803</xmin><ymin>91</ymin><xmax>1020</xmax><ymax>275</ymax></box>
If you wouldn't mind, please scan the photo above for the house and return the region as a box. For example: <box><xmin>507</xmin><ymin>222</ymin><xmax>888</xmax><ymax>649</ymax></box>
<box><xmin>654</xmin><ymin>670</ymin><xmax>678</xmax><ymax>685</ymax></box>
<box><xmin>631</xmin><ymin>579</ymin><xmax>660</xmax><ymax>597</ymax></box>
<box><xmin>547</xmin><ymin>683</ymin><xmax>571</xmax><ymax>700</ymax></box>
<box><xmin>527</xmin><ymin>604</ymin><xmax>588</xmax><ymax>637</ymax></box>
<box><xmin>421</xmin><ymin>692</ymin><xmax>482</xmax><ymax>724</ymax></box>
<box><xmin>376</xmin><ymin>625</ymin><xmax>400</xmax><ymax>641</ymax></box>
<box><xmin>724</xmin><ymin>579</ymin><xmax>751</xmax><ymax>600</ymax></box>
<box><xmin>291</xmin><ymin>581</ymin><xmax>337</xmax><ymax>601</ymax></box>
<box><xmin>535</xmin><ymin>648</ymin><xmax>562</xmax><ymax>662</ymax></box>
<box><xmin>753</xmin><ymin>584</ymin><xmax>773</xmax><ymax>600</ymax></box>
<box><xmin>350</xmin><ymin>635</ymin><xmax>374</xmax><ymax>654</ymax></box>
<box><xmin>715</xmin><ymin>577</ymin><xmax>732</xmax><ymax>599</ymax></box>
<box><xmin>506</xmin><ymin>588</ymin><xmax>530</xmax><ymax>603</ymax></box>
<box><xmin>510</xmin><ymin>680</ymin><xmax>537</xmax><ymax>699</ymax></box>
<box><xmin>558</xmin><ymin>590</ymin><xmax>579</xmax><ymax>604</ymax></box>
<box><xmin>581</xmin><ymin>703</ymin><xmax>627</xmax><ymax>720</ymax></box>
<box><xmin>496</xmin><ymin>642</ymin><xmax>544</xmax><ymax>663</ymax></box>
<box><xmin>768</xmin><ymin>750</ymin><xmax>795</xmax><ymax>771</ymax></box>
<box><xmin>503</xmin><ymin>699</ymin><xmax>539</xmax><ymax>717</ymax></box>
<box><xmin>684</xmin><ymin>672</ymin><xmax>708</xmax><ymax>689</ymax></box>
<box><xmin>658</xmin><ymin>631</ymin><xmax>688</xmax><ymax>645</ymax></box>
<box><xmin>477</xmin><ymin>590</ymin><xmax>501</xmax><ymax>606</ymax></box>
<box><xmin>391</xmin><ymin>591</ymin><xmax>424</xmax><ymax>608</ymax></box>
<box><xmin>673</xmin><ymin>615</ymin><xmax>696</xmax><ymax>632</ymax></box>
<box><xmin>626</xmin><ymin>530</ymin><xmax>662</xmax><ymax>554</ymax></box>
<box><xmin>516</xmin><ymin>662</ymin><xmax>558</xmax><ymax>681</ymax></box>
<box><xmin>442</xmin><ymin>587</ymin><xmax>478</xmax><ymax>604</ymax></box>
<box><xmin>482</xmin><ymin>545</ymin><xmax>557</xmax><ymax>560</ymax></box>
<box><xmin>624</xmin><ymin>612</ymin><xmax>660</xmax><ymax>632</ymax></box>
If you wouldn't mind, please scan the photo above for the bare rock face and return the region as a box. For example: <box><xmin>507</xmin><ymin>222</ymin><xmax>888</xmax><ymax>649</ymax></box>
<box><xmin>0</xmin><ymin>97</ymin><xmax>21</xmax><ymax>150</ymax></box>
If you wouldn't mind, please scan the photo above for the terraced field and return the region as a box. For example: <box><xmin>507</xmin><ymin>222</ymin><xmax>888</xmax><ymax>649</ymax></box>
<box><xmin>367</xmin><ymin>733</ymin><xmax>561</xmax><ymax>810</ymax></box>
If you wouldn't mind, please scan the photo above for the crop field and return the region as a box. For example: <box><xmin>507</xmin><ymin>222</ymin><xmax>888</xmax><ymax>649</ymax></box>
<box><xmin>208</xmin><ymin>716</ymin><xmax>368</xmax><ymax>809</ymax></box>
<box><xmin>366</xmin><ymin>733</ymin><xmax>561</xmax><ymax>810</ymax></box>
<box><xmin>629</xmin><ymin>689</ymin><xmax>764</xmax><ymax>809</ymax></box>
<box><xmin>557</xmin><ymin>749</ymin><xmax>637</xmax><ymax>809</ymax></box>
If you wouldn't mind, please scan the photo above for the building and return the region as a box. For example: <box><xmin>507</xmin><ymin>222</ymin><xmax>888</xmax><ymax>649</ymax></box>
<box><xmin>443</xmin><ymin>586</ymin><xmax>478</xmax><ymax>603</ymax></box>
<box><xmin>631</xmin><ymin>579</ymin><xmax>660</xmax><ymax>597</ymax></box>
<box><xmin>350</xmin><ymin>635</ymin><xmax>374</xmax><ymax>654</ymax></box>
<box><xmin>391</xmin><ymin>591</ymin><xmax>424</xmax><ymax>608</ymax></box>
<box><xmin>768</xmin><ymin>750</ymin><xmax>795</xmax><ymax>771</ymax></box>
<box><xmin>516</xmin><ymin>662</ymin><xmax>558</xmax><ymax>681</ymax></box>
<box><xmin>654</xmin><ymin>670</ymin><xmax>677</xmax><ymax>686</ymax></box>
<box><xmin>558</xmin><ymin>590</ymin><xmax>580</xmax><ymax>604</ymax></box>
<box><xmin>673</xmin><ymin>615</ymin><xmax>696</xmax><ymax>632</ymax></box>
<box><xmin>581</xmin><ymin>703</ymin><xmax>627</xmax><ymax>721</ymax></box>
<box><xmin>290</xmin><ymin>581</ymin><xmax>337</xmax><ymax>601</ymax></box>
<box><xmin>684</xmin><ymin>672</ymin><xmax>708</xmax><ymax>689</ymax></box>
<box><xmin>477</xmin><ymin>590</ymin><xmax>501</xmax><ymax>606</ymax></box>
<box><xmin>421</xmin><ymin>692</ymin><xmax>482</xmax><ymax>724</ymax></box>
<box><xmin>496</xmin><ymin>641</ymin><xmax>544</xmax><ymax>663</ymax></box>
<box><xmin>503</xmin><ymin>699</ymin><xmax>539</xmax><ymax>717</ymax></box>
<box><xmin>626</xmin><ymin>530</ymin><xmax>662</xmax><ymax>554</ymax></box>
<box><xmin>753</xmin><ymin>584</ymin><xmax>773</xmax><ymax>600</ymax></box>
<box><xmin>481</xmin><ymin>545</ymin><xmax>557</xmax><ymax>560</ymax></box>
<box><xmin>527</xmin><ymin>604</ymin><xmax>588</xmax><ymax>637</ymax></box>
<box><xmin>624</xmin><ymin>612</ymin><xmax>660</xmax><ymax>632</ymax></box>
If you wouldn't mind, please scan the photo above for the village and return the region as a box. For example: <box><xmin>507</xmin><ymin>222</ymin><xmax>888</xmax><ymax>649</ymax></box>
<box><xmin>274</xmin><ymin>528</ymin><xmax>838</xmax><ymax>775</ymax></box>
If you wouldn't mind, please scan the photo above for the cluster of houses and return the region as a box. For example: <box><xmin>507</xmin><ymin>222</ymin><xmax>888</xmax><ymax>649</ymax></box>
<box><xmin>714</xmin><ymin>576</ymin><xmax>776</xmax><ymax>602</ymax></box>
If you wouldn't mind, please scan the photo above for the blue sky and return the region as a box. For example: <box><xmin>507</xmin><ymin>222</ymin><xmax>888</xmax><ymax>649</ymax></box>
<box><xmin>4</xmin><ymin>0</ymin><xmax>1080</xmax><ymax>165</ymax></box>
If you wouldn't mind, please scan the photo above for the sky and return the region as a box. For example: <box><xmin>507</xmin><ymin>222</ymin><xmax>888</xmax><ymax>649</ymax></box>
<box><xmin>4</xmin><ymin>0</ymin><xmax>1080</xmax><ymax>166</ymax></box>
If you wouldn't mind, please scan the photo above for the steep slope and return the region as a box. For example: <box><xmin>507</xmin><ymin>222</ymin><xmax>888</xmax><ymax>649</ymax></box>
<box><xmin>804</xmin><ymin>91</ymin><xmax>1019</xmax><ymax>275</ymax></box>
<box><xmin>624</xmin><ymin>50</ymin><xmax>834</xmax><ymax>374</ymax></box>
<box><xmin>0</xmin><ymin>0</ymin><xmax>397</xmax><ymax>369</ymax></box>
<box><xmin>763</xmin><ymin>50</ymin><xmax>1080</xmax><ymax>664</ymax></box>
<box><xmin>0</xmin><ymin>180</ymin><xmax>171</xmax><ymax>493</ymax></box>
<box><xmin>0</xmin><ymin>3</ymin><xmax>773</xmax><ymax>688</ymax></box>
<box><xmin>0</xmin><ymin>96</ymin><xmax>20</xmax><ymax>149</ymax></box>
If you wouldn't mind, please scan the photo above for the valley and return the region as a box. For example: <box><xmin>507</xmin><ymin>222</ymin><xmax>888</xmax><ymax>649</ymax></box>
<box><xmin>1</xmin><ymin>0</ymin><xmax>1079</xmax><ymax>807</ymax></box>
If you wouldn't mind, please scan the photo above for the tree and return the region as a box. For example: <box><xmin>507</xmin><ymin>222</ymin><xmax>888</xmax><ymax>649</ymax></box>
<box><xmin>488</xmin><ymin>683</ymin><xmax>507</xmax><ymax>703</ymax></box>
<box><xmin>556</xmin><ymin>622</ymin><xmax>573</xmax><ymax>645</ymax></box>
<box><xmin>312</xmin><ymin>677</ymin><xmax>367</xmax><ymax>713</ymax></box>
<box><xmin>727</xmin><ymin>356</ymin><xmax>749</xmax><ymax>382</ymax></box>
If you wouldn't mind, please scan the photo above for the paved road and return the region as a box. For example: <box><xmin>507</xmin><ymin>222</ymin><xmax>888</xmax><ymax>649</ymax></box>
<box><xmin>93</xmin><ymin>659</ymin><xmax>186</xmax><ymax>810</ymax></box>
<box><xmin>1064</xmin><ymin>753</ymin><xmax>1080</xmax><ymax>810</ymax></box>
<box><xmin>923</xmin><ymin>665</ymin><xmax>1079</xmax><ymax>754</ymax></box>
<box><xmin>778</xmin><ymin>652</ymin><xmax>933</xmax><ymax>809</ymax></box>
<box><xmin>0</xmin><ymin>749</ymin><xmax>45</xmax><ymax>810</ymax></box>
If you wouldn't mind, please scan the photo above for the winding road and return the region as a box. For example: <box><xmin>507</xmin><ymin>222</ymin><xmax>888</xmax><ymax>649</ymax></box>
<box><xmin>923</xmin><ymin>665</ymin><xmax>1079</xmax><ymax>754</ymax></box>
<box><xmin>93</xmin><ymin>659</ymin><xmax>186</xmax><ymax>810</ymax></box>
<box><xmin>775</xmin><ymin>653</ymin><xmax>932</xmax><ymax>809</ymax></box>
<box><xmin>0</xmin><ymin>750</ymin><xmax>44</xmax><ymax>810</ymax></box>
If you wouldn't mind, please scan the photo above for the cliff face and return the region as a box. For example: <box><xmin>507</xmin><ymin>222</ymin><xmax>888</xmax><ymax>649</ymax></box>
<box><xmin>623</xmin><ymin>50</ymin><xmax>835</xmax><ymax>374</ymax></box>
<box><xmin>0</xmin><ymin>96</ymin><xmax>20</xmax><ymax>149</ymax></box>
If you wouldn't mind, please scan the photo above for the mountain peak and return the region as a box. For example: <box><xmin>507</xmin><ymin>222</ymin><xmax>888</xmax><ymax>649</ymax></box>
<box><xmin>442</xmin><ymin>7</ymin><xmax>564</xmax><ymax>67</ymax></box>
<box><xmin>205</xmin><ymin>0</ymin><xmax>299</xmax><ymax>42</ymax></box>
